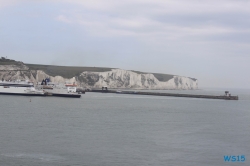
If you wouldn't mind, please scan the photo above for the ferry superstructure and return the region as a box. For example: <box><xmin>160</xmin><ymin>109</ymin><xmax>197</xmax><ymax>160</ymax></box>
<box><xmin>0</xmin><ymin>80</ymin><xmax>44</xmax><ymax>96</ymax></box>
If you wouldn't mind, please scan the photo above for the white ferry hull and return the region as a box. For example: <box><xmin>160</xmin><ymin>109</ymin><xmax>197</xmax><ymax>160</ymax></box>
<box><xmin>0</xmin><ymin>92</ymin><xmax>44</xmax><ymax>96</ymax></box>
<box><xmin>0</xmin><ymin>81</ymin><xmax>44</xmax><ymax>96</ymax></box>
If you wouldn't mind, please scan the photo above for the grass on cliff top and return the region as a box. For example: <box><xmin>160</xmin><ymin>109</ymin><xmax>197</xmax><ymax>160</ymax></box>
<box><xmin>0</xmin><ymin>58</ymin><xmax>23</xmax><ymax>66</ymax></box>
<box><xmin>26</xmin><ymin>64</ymin><xmax>114</xmax><ymax>78</ymax></box>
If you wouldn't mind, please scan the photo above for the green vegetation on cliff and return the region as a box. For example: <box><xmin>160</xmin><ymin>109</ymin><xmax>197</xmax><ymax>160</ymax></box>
<box><xmin>26</xmin><ymin>64</ymin><xmax>113</xmax><ymax>78</ymax></box>
<box><xmin>0</xmin><ymin>57</ymin><xmax>23</xmax><ymax>66</ymax></box>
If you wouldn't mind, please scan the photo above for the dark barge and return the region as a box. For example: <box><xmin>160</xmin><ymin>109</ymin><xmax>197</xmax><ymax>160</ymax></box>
<box><xmin>44</xmin><ymin>92</ymin><xmax>81</xmax><ymax>98</ymax></box>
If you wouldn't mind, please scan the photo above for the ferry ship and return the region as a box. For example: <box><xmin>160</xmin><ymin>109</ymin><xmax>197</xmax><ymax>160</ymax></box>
<box><xmin>36</xmin><ymin>78</ymin><xmax>81</xmax><ymax>98</ymax></box>
<box><xmin>0</xmin><ymin>79</ymin><xmax>44</xmax><ymax>96</ymax></box>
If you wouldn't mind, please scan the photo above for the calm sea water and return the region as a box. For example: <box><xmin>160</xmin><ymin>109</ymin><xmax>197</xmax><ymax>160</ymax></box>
<box><xmin>0</xmin><ymin>89</ymin><xmax>249</xmax><ymax>166</ymax></box>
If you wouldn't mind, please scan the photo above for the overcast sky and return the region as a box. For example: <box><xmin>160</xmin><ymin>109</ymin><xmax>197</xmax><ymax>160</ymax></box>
<box><xmin>0</xmin><ymin>0</ymin><xmax>250</xmax><ymax>89</ymax></box>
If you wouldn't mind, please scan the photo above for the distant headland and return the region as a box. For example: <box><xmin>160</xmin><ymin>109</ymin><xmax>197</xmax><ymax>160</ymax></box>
<box><xmin>0</xmin><ymin>57</ymin><xmax>198</xmax><ymax>89</ymax></box>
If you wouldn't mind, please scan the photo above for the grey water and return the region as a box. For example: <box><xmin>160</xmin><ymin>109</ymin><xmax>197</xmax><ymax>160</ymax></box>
<box><xmin>0</xmin><ymin>89</ymin><xmax>249</xmax><ymax>166</ymax></box>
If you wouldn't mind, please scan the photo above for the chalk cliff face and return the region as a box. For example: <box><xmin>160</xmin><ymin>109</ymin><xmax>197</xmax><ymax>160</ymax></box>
<box><xmin>0</xmin><ymin>65</ymin><xmax>198</xmax><ymax>89</ymax></box>
<box><xmin>77</xmin><ymin>69</ymin><xmax>198</xmax><ymax>89</ymax></box>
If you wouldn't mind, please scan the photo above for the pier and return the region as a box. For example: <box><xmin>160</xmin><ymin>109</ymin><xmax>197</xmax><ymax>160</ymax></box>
<box><xmin>88</xmin><ymin>89</ymin><xmax>239</xmax><ymax>100</ymax></box>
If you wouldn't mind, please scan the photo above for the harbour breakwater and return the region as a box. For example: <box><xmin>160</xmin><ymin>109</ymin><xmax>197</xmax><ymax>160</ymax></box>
<box><xmin>89</xmin><ymin>90</ymin><xmax>239</xmax><ymax>100</ymax></box>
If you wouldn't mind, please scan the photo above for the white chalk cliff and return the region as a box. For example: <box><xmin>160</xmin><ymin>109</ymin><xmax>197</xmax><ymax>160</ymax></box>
<box><xmin>0</xmin><ymin>65</ymin><xmax>198</xmax><ymax>89</ymax></box>
<box><xmin>77</xmin><ymin>69</ymin><xmax>198</xmax><ymax>89</ymax></box>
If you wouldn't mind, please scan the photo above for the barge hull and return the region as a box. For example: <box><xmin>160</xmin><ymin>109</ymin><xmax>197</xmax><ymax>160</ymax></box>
<box><xmin>45</xmin><ymin>93</ymin><xmax>81</xmax><ymax>98</ymax></box>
